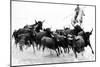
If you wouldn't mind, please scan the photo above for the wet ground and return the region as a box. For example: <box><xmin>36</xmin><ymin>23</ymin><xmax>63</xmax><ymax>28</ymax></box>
<box><xmin>12</xmin><ymin>42</ymin><xmax>95</xmax><ymax>66</ymax></box>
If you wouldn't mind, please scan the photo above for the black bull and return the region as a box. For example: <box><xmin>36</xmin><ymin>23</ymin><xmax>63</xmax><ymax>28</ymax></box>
<box><xmin>31</xmin><ymin>28</ymin><xmax>53</xmax><ymax>50</ymax></box>
<box><xmin>12</xmin><ymin>20</ymin><xmax>44</xmax><ymax>51</ymax></box>
<box><xmin>40</xmin><ymin>36</ymin><xmax>61</xmax><ymax>56</ymax></box>
<box><xmin>15</xmin><ymin>31</ymin><xmax>35</xmax><ymax>51</ymax></box>
<box><xmin>67</xmin><ymin>29</ymin><xmax>94</xmax><ymax>58</ymax></box>
<box><xmin>12</xmin><ymin>23</ymin><xmax>94</xmax><ymax>58</ymax></box>
<box><xmin>50</xmin><ymin>27</ymin><xmax>94</xmax><ymax>58</ymax></box>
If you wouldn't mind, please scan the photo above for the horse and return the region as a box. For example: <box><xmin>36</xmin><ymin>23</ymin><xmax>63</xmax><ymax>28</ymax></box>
<box><xmin>71</xmin><ymin>8</ymin><xmax>85</xmax><ymax>27</ymax></box>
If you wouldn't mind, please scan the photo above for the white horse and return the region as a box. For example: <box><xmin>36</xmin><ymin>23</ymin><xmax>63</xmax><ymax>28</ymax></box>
<box><xmin>71</xmin><ymin>8</ymin><xmax>85</xmax><ymax>27</ymax></box>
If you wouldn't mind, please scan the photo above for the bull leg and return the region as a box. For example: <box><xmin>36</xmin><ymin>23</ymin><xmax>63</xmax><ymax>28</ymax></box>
<box><xmin>88</xmin><ymin>43</ymin><xmax>94</xmax><ymax>54</ymax></box>
<box><xmin>57</xmin><ymin>48</ymin><xmax>61</xmax><ymax>55</ymax></box>
<box><xmin>60</xmin><ymin>48</ymin><xmax>63</xmax><ymax>54</ymax></box>
<box><xmin>68</xmin><ymin>47</ymin><xmax>70</xmax><ymax>53</ymax></box>
<box><xmin>73</xmin><ymin>48</ymin><xmax>77</xmax><ymax>58</ymax></box>
<box><xmin>28</xmin><ymin>41</ymin><xmax>32</xmax><ymax>47</ymax></box>
<box><xmin>42</xmin><ymin>46</ymin><xmax>45</xmax><ymax>52</ymax></box>
<box><xmin>74</xmin><ymin>51</ymin><xmax>77</xmax><ymax>58</ymax></box>
<box><xmin>61</xmin><ymin>42</ymin><xmax>66</xmax><ymax>53</ymax></box>
<box><xmin>81</xmin><ymin>51</ymin><xmax>84</xmax><ymax>56</ymax></box>
<box><xmin>64</xmin><ymin>48</ymin><xmax>68</xmax><ymax>53</ymax></box>
<box><xmin>55</xmin><ymin>49</ymin><xmax>59</xmax><ymax>56</ymax></box>
<box><xmin>32</xmin><ymin>44</ymin><xmax>35</xmax><ymax>54</ymax></box>
<box><xmin>67</xmin><ymin>45</ymin><xmax>71</xmax><ymax>53</ymax></box>
<box><xmin>81</xmin><ymin>47</ymin><xmax>84</xmax><ymax>56</ymax></box>
<box><xmin>15</xmin><ymin>41</ymin><xmax>17</xmax><ymax>47</ymax></box>
<box><xmin>19</xmin><ymin>45</ymin><xmax>23</xmax><ymax>51</ymax></box>
<box><xmin>38</xmin><ymin>45</ymin><xmax>41</xmax><ymax>50</ymax></box>
<box><xmin>36</xmin><ymin>44</ymin><xmax>39</xmax><ymax>51</ymax></box>
<box><xmin>36</xmin><ymin>44</ymin><xmax>39</xmax><ymax>50</ymax></box>
<box><xmin>63</xmin><ymin>48</ymin><xmax>66</xmax><ymax>53</ymax></box>
<box><xmin>15</xmin><ymin>39</ymin><xmax>18</xmax><ymax>48</ymax></box>
<box><xmin>50</xmin><ymin>50</ymin><xmax>53</xmax><ymax>55</ymax></box>
<box><xmin>25</xmin><ymin>46</ymin><xmax>28</xmax><ymax>50</ymax></box>
<box><xmin>37</xmin><ymin>44</ymin><xmax>41</xmax><ymax>51</ymax></box>
<box><xmin>58</xmin><ymin>47</ymin><xmax>62</xmax><ymax>54</ymax></box>
<box><xmin>38</xmin><ymin>44</ymin><xmax>42</xmax><ymax>50</ymax></box>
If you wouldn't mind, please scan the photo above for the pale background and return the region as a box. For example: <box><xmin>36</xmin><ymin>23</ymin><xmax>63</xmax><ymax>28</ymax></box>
<box><xmin>11</xmin><ymin>1</ymin><xmax>95</xmax><ymax>66</ymax></box>
<box><xmin>12</xmin><ymin>1</ymin><xmax>95</xmax><ymax>32</ymax></box>
<box><xmin>0</xmin><ymin>0</ymin><xmax>99</xmax><ymax>67</ymax></box>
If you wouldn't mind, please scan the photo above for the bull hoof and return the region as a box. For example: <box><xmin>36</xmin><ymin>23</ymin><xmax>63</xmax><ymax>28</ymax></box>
<box><xmin>57</xmin><ymin>54</ymin><xmax>59</xmax><ymax>56</ymax></box>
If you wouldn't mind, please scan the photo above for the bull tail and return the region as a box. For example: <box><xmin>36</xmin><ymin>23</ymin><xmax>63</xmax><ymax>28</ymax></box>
<box><xmin>89</xmin><ymin>43</ymin><xmax>94</xmax><ymax>54</ymax></box>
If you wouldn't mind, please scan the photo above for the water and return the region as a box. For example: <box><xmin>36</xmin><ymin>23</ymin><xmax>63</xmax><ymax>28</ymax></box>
<box><xmin>12</xmin><ymin>43</ymin><xmax>95</xmax><ymax>66</ymax></box>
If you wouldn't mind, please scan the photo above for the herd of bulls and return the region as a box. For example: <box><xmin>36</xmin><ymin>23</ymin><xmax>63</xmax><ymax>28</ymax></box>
<box><xmin>12</xmin><ymin>20</ymin><xmax>94</xmax><ymax>58</ymax></box>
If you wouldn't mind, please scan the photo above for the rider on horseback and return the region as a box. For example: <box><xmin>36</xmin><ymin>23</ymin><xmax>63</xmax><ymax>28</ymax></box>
<box><xmin>72</xmin><ymin>4</ymin><xmax>85</xmax><ymax>27</ymax></box>
<box><xmin>74</xmin><ymin>5</ymin><xmax>80</xmax><ymax>21</ymax></box>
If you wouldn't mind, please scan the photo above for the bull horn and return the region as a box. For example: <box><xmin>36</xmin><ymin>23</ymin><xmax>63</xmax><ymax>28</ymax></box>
<box><xmin>35</xmin><ymin>20</ymin><xmax>37</xmax><ymax>23</ymax></box>
<box><xmin>90</xmin><ymin>28</ymin><xmax>93</xmax><ymax>34</ymax></box>
<box><xmin>42</xmin><ymin>20</ymin><xmax>45</xmax><ymax>23</ymax></box>
<box><xmin>71</xmin><ymin>20</ymin><xmax>74</xmax><ymax>27</ymax></box>
<box><xmin>64</xmin><ymin>26</ymin><xmax>65</xmax><ymax>29</ymax></box>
